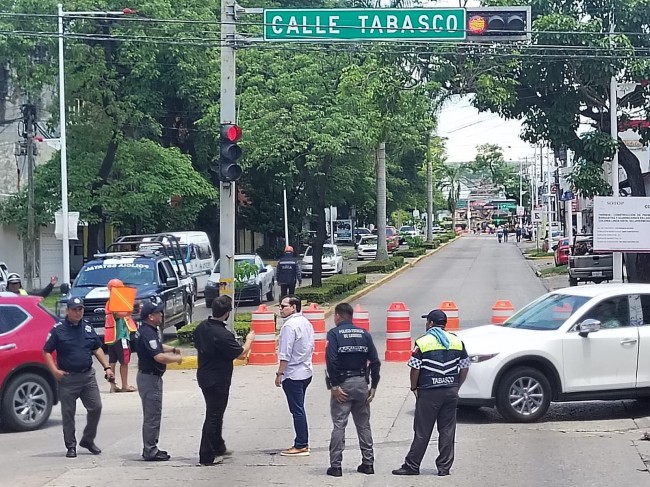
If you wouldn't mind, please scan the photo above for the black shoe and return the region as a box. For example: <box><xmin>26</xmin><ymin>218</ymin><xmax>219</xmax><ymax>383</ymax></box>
<box><xmin>326</xmin><ymin>467</ymin><xmax>342</xmax><ymax>477</ymax></box>
<box><xmin>79</xmin><ymin>440</ymin><xmax>101</xmax><ymax>455</ymax></box>
<box><xmin>65</xmin><ymin>448</ymin><xmax>77</xmax><ymax>458</ymax></box>
<box><xmin>438</xmin><ymin>470</ymin><xmax>450</xmax><ymax>477</ymax></box>
<box><xmin>392</xmin><ymin>467</ymin><xmax>419</xmax><ymax>476</ymax></box>
<box><xmin>357</xmin><ymin>464</ymin><xmax>374</xmax><ymax>475</ymax></box>
<box><xmin>144</xmin><ymin>451</ymin><xmax>171</xmax><ymax>461</ymax></box>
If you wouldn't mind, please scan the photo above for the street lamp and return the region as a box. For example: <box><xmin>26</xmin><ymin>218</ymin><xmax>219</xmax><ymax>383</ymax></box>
<box><xmin>57</xmin><ymin>4</ymin><xmax>133</xmax><ymax>284</ymax></box>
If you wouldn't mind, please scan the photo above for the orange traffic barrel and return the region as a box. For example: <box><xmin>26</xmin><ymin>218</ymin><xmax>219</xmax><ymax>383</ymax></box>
<box><xmin>352</xmin><ymin>304</ymin><xmax>370</xmax><ymax>331</ymax></box>
<box><xmin>385</xmin><ymin>302</ymin><xmax>412</xmax><ymax>362</ymax></box>
<box><xmin>302</xmin><ymin>303</ymin><xmax>326</xmax><ymax>364</ymax></box>
<box><xmin>247</xmin><ymin>304</ymin><xmax>278</xmax><ymax>365</ymax></box>
<box><xmin>438</xmin><ymin>301</ymin><xmax>460</xmax><ymax>331</ymax></box>
<box><xmin>491</xmin><ymin>300</ymin><xmax>515</xmax><ymax>325</ymax></box>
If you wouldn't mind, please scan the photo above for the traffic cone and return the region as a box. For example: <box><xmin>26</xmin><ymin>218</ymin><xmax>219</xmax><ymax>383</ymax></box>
<box><xmin>385</xmin><ymin>302</ymin><xmax>412</xmax><ymax>362</ymax></box>
<box><xmin>438</xmin><ymin>301</ymin><xmax>460</xmax><ymax>331</ymax></box>
<box><xmin>352</xmin><ymin>304</ymin><xmax>370</xmax><ymax>331</ymax></box>
<box><xmin>247</xmin><ymin>304</ymin><xmax>277</xmax><ymax>365</ymax></box>
<box><xmin>302</xmin><ymin>303</ymin><xmax>326</xmax><ymax>364</ymax></box>
<box><xmin>491</xmin><ymin>300</ymin><xmax>515</xmax><ymax>325</ymax></box>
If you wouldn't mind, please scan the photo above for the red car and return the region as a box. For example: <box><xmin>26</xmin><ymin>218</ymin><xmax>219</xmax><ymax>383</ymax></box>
<box><xmin>554</xmin><ymin>238</ymin><xmax>570</xmax><ymax>266</ymax></box>
<box><xmin>0</xmin><ymin>293</ymin><xmax>58</xmax><ymax>431</ymax></box>
<box><xmin>385</xmin><ymin>226</ymin><xmax>400</xmax><ymax>252</ymax></box>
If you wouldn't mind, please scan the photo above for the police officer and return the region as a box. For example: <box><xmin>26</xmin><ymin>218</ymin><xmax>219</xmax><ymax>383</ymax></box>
<box><xmin>136</xmin><ymin>297</ymin><xmax>183</xmax><ymax>461</ymax></box>
<box><xmin>276</xmin><ymin>246</ymin><xmax>301</xmax><ymax>299</ymax></box>
<box><xmin>43</xmin><ymin>297</ymin><xmax>114</xmax><ymax>458</ymax></box>
<box><xmin>392</xmin><ymin>309</ymin><xmax>470</xmax><ymax>477</ymax></box>
<box><xmin>325</xmin><ymin>303</ymin><xmax>381</xmax><ymax>477</ymax></box>
<box><xmin>8</xmin><ymin>272</ymin><xmax>58</xmax><ymax>297</ymax></box>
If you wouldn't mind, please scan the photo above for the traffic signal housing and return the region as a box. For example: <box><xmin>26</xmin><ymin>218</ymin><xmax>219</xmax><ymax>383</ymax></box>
<box><xmin>465</xmin><ymin>6</ymin><xmax>531</xmax><ymax>42</ymax></box>
<box><xmin>217</xmin><ymin>123</ymin><xmax>243</xmax><ymax>182</ymax></box>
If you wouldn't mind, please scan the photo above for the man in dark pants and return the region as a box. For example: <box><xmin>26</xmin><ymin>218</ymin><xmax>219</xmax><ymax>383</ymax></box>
<box><xmin>392</xmin><ymin>309</ymin><xmax>470</xmax><ymax>477</ymax></box>
<box><xmin>194</xmin><ymin>295</ymin><xmax>256</xmax><ymax>466</ymax></box>
<box><xmin>43</xmin><ymin>297</ymin><xmax>114</xmax><ymax>458</ymax></box>
<box><xmin>276</xmin><ymin>246</ymin><xmax>301</xmax><ymax>299</ymax></box>
<box><xmin>326</xmin><ymin>303</ymin><xmax>381</xmax><ymax>477</ymax></box>
<box><xmin>136</xmin><ymin>297</ymin><xmax>183</xmax><ymax>461</ymax></box>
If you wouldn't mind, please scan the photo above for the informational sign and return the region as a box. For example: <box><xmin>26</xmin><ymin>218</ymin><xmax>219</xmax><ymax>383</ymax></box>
<box><xmin>263</xmin><ymin>8</ymin><xmax>466</xmax><ymax>42</ymax></box>
<box><xmin>516</xmin><ymin>205</ymin><xmax>525</xmax><ymax>216</ymax></box>
<box><xmin>593</xmin><ymin>196</ymin><xmax>650</xmax><ymax>251</ymax></box>
<box><xmin>532</xmin><ymin>209</ymin><xmax>543</xmax><ymax>223</ymax></box>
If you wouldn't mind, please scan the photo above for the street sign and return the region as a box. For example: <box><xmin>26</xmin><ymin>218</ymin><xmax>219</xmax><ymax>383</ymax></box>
<box><xmin>516</xmin><ymin>205</ymin><xmax>524</xmax><ymax>216</ymax></box>
<box><xmin>263</xmin><ymin>8</ymin><xmax>466</xmax><ymax>42</ymax></box>
<box><xmin>532</xmin><ymin>209</ymin><xmax>543</xmax><ymax>223</ymax></box>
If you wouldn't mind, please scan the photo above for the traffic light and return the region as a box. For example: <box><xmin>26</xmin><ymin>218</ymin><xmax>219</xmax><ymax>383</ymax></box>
<box><xmin>465</xmin><ymin>7</ymin><xmax>530</xmax><ymax>42</ymax></box>
<box><xmin>217</xmin><ymin>123</ymin><xmax>243</xmax><ymax>182</ymax></box>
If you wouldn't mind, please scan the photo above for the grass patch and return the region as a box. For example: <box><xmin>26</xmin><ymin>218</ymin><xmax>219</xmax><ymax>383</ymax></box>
<box><xmin>42</xmin><ymin>292</ymin><xmax>61</xmax><ymax>312</ymax></box>
<box><xmin>524</xmin><ymin>249</ymin><xmax>552</xmax><ymax>258</ymax></box>
<box><xmin>539</xmin><ymin>265</ymin><xmax>568</xmax><ymax>277</ymax></box>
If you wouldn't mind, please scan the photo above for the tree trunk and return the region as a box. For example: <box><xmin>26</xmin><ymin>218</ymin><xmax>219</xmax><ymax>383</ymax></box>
<box><xmin>375</xmin><ymin>142</ymin><xmax>388</xmax><ymax>261</ymax></box>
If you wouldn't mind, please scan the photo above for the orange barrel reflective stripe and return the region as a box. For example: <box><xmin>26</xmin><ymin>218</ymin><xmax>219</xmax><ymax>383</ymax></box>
<box><xmin>491</xmin><ymin>300</ymin><xmax>515</xmax><ymax>325</ymax></box>
<box><xmin>302</xmin><ymin>303</ymin><xmax>326</xmax><ymax>365</ymax></box>
<box><xmin>385</xmin><ymin>302</ymin><xmax>412</xmax><ymax>362</ymax></box>
<box><xmin>438</xmin><ymin>301</ymin><xmax>460</xmax><ymax>331</ymax></box>
<box><xmin>352</xmin><ymin>304</ymin><xmax>370</xmax><ymax>331</ymax></box>
<box><xmin>247</xmin><ymin>304</ymin><xmax>278</xmax><ymax>365</ymax></box>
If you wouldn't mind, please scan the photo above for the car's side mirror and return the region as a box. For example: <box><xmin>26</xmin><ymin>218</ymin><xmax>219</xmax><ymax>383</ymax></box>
<box><xmin>60</xmin><ymin>283</ymin><xmax>70</xmax><ymax>295</ymax></box>
<box><xmin>259</xmin><ymin>267</ymin><xmax>267</xmax><ymax>273</ymax></box>
<box><xmin>165</xmin><ymin>277</ymin><xmax>178</xmax><ymax>288</ymax></box>
<box><xmin>578</xmin><ymin>319</ymin><xmax>601</xmax><ymax>337</ymax></box>
<box><xmin>552</xmin><ymin>244</ymin><xmax>558</xmax><ymax>251</ymax></box>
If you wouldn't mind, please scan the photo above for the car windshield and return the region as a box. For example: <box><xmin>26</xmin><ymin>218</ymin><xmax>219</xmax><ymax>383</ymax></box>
<box><xmin>74</xmin><ymin>262</ymin><xmax>157</xmax><ymax>287</ymax></box>
<box><xmin>305</xmin><ymin>247</ymin><xmax>335</xmax><ymax>257</ymax></box>
<box><xmin>502</xmin><ymin>293</ymin><xmax>590</xmax><ymax>330</ymax></box>
<box><xmin>360</xmin><ymin>237</ymin><xmax>378</xmax><ymax>245</ymax></box>
<box><xmin>213</xmin><ymin>257</ymin><xmax>255</xmax><ymax>272</ymax></box>
<box><xmin>400</xmin><ymin>226</ymin><xmax>414</xmax><ymax>232</ymax></box>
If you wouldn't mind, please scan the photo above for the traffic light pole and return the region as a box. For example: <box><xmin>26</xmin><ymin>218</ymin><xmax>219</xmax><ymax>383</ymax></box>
<box><xmin>220</xmin><ymin>0</ymin><xmax>237</xmax><ymax>325</ymax></box>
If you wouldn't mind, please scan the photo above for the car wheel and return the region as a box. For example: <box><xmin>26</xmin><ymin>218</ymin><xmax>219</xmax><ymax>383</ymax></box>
<box><xmin>205</xmin><ymin>299</ymin><xmax>213</xmax><ymax>309</ymax></box>
<box><xmin>253</xmin><ymin>285</ymin><xmax>263</xmax><ymax>305</ymax></box>
<box><xmin>496</xmin><ymin>367</ymin><xmax>551</xmax><ymax>423</ymax></box>
<box><xmin>266</xmin><ymin>280</ymin><xmax>275</xmax><ymax>302</ymax></box>
<box><xmin>568</xmin><ymin>277</ymin><xmax>578</xmax><ymax>286</ymax></box>
<box><xmin>1</xmin><ymin>373</ymin><xmax>53</xmax><ymax>432</ymax></box>
<box><xmin>177</xmin><ymin>303</ymin><xmax>192</xmax><ymax>329</ymax></box>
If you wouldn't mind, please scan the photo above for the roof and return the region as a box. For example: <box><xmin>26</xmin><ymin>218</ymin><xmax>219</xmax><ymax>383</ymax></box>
<box><xmin>552</xmin><ymin>283</ymin><xmax>650</xmax><ymax>298</ymax></box>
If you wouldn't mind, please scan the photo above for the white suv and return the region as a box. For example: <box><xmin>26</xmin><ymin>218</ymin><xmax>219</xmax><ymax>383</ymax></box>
<box><xmin>457</xmin><ymin>284</ymin><xmax>650</xmax><ymax>422</ymax></box>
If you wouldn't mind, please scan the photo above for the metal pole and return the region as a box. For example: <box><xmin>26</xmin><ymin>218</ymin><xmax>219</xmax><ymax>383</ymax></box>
<box><xmin>219</xmin><ymin>0</ymin><xmax>237</xmax><ymax>325</ymax></box>
<box><xmin>24</xmin><ymin>104</ymin><xmax>36</xmax><ymax>291</ymax></box>
<box><xmin>58</xmin><ymin>3</ymin><xmax>70</xmax><ymax>285</ymax></box>
<box><xmin>330</xmin><ymin>205</ymin><xmax>334</xmax><ymax>245</ymax></box>
<box><xmin>519</xmin><ymin>157</ymin><xmax>523</xmax><ymax>226</ymax></box>
<box><xmin>610</xmin><ymin>75</ymin><xmax>623</xmax><ymax>282</ymax></box>
<box><xmin>546</xmin><ymin>147</ymin><xmax>552</xmax><ymax>241</ymax></box>
<box><xmin>283</xmin><ymin>186</ymin><xmax>289</xmax><ymax>246</ymax></box>
<box><xmin>565</xmin><ymin>152</ymin><xmax>573</xmax><ymax>245</ymax></box>
<box><xmin>426</xmin><ymin>136</ymin><xmax>433</xmax><ymax>242</ymax></box>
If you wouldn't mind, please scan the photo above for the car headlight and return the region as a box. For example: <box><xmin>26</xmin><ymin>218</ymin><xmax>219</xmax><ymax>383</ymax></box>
<box><xmin>469</xmin><ymin>353</ymin><xmax>499</xmax><ymax>363</ymax></box>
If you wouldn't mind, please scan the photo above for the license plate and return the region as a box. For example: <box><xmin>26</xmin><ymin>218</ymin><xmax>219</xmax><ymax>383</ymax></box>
<box><xmin>592</xmin><ymin>271</ymin><xmax>603</xmax><ymax>277</ymax></box>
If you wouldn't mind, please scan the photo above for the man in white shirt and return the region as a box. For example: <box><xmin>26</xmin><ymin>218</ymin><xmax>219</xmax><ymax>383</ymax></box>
<box><xmin>275</xmin><ymin>295</ymin><xmax>315</xmax><ymax>456</ymax></box>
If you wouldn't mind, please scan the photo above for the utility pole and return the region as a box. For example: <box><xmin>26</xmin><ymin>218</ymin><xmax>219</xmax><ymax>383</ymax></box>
<box><xmin>219</xmin><ymin>0</ymin><xmax>237</xmax><ymax>325</ymax></box>
<box><xmin>22</xmin><ymin>104</ymin><xmax>37</xmax><ymax>291</ymax></box>
<box><xmin>426</xmin><ymin>135</ymin><xmax>433</xmax><ymax>243</ymax></box>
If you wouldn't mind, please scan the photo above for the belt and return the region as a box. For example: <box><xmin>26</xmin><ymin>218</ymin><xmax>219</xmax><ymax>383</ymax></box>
<box><xmin>138</xmin><ymin>370</ymin><xmax>164</xmax><ymax>377</ymax></box>
<box><xmin>340</xmin><ymin>369</ymin><xmax>366</xmax><ymax>379</ymax></box>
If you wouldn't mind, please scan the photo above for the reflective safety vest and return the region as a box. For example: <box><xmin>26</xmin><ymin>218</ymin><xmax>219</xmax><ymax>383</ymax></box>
<box><xmin>104</xmin><ymin>305</ymin><xmax>138</xmax><ymax>345</ymax></box>
<box><xmin>414</xmin><ymin>332</ymin><xmax>464</xmax><ymax>389</ymax></box>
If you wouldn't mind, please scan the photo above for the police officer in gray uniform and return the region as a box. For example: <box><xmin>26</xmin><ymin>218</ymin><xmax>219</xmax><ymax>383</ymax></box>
<box><xmin>135</xmin><ymin>297</ymin><xmax>183</xmax><ymax>461</ymax></box>
<box><xmin>325</xmin><ymin>303</ymin><xmax>381</xmax><ymax>477</ymax></box>
<box><xmin>392</xmin><ymin>309</ymin><xmax>471</xmax><ymax>477</ymax></box>
<box><xmin>43</xmin><ymin>297</ymin><xmax>114</xmax><ymax>458</ymax></box>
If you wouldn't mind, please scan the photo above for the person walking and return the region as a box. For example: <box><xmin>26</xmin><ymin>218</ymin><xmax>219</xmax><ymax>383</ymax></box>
<box><xmin>392</xmin><ymin>309</ymin><xmax>471</xmax><ymax>477</ymax></box>
<box><xmin>43</xmin><ymin>297</ymin><xmax>114</xmax><ymax>458</ymax></box>
<box><xmin>135</xmin><ymin>297</ymin><xmax>183</xmax><ymax>461</ymax></box>
<box><xmin>515</xmin><ymin>224</ymin><xmax>522</xmax><ymax>243</ymax></box>
<box><xmin>276</xmin><ymin>295</ymin><xmax>314</xmax><ymax>457</ymax></box>
<box><xmin>194</xmin><ymin>295</ymin><xmax>256</xmax><ymax>466</ymax></box>
<box><xmin>325</xmin><ymin>303</ymin><xmax>381</xmax><ymax>478</ymax></box>
<box><xmin>276</xmin><ymin>246</ymin><xmax>301</xmax><ymax>300</ymax></box>
<box><xmin>8</xmin><ymin>273</ymin><xmax>58</xmax><ymax>297</ymax></box>
<box><xmin>104</xmin><ymin>279</ymin><xmax>138</xmax><ymax>393</ymax></box>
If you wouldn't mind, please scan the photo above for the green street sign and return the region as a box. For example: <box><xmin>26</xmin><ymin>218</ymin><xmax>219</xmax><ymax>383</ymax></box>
<box><xmin>263</xmin><ymin>8</ymin><xmax>466</xmax><ymax>42</ymax></box>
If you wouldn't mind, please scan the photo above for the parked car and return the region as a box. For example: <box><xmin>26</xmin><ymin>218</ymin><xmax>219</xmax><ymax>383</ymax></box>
<box><xmin>399</xmin><ymin>225</ymin><xmax>419</xmax><ymax>244</ymax></box>
<box><xmin>386</xmin><ymin>226</ymin><xmax>400</xmax><ymax>251</ymax></box>
<box><xmin>457</xmin><ymin>284</ymin><xmax>650</xmax><ymax>422</ymax></box>
<box><xmin>568</xmin><ymin>235</ymin><xmax>613</xmax><ymax>286</ymax></box>
<box><xmin>0</xmin><ymin>293</ymin><xmax>58</xmax><ymax>431</ymax></box>
<box><xmin>542</xmin><ymin>230</ymin><xmax>564</xmax><ymax>252</ymax></box>
<box><xmin>301</xmin><ymin>244</ymin><xmax>343</xmax><ymax>276</ymax></box>
<box><xmin>356</xmin><ymin>235</ymin><xmax>378</xmax><ymax>260</ymax></box>
<box><xmin>553</xmin><ymin>238</ymin><xmax>570</xmax><ymax>266</ymax></box>
<box><xmin>353</xmin><ymin>228</ymin><xmax>371</xmax><ymax>248</ymax></box>
<box><xmin>204</xmin><ymin>254</ymin><xmax>275</xmax><ymax>307</ymax></box>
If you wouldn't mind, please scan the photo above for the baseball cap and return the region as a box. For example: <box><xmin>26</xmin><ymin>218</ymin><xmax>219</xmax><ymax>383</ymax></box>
<box><xmin>140</xmin><ymin>297</ymin><xmax>164</xmax><ymax>320</ymax></box>
<box><xmin>67</xmin><ymin>297</ymin><xmax>84</xmax><ymax>309</ymax></box>
<box><xmin>421</xmin><ymin>309</ymin><xmax>447</xmax><ymax>325</ymax></box>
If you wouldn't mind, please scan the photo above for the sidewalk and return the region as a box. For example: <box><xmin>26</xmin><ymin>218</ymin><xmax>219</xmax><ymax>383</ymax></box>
<box><xmin>516</xmin><ymin>239</ymin><xmax>568</xmax><ymax>292</ymax></box>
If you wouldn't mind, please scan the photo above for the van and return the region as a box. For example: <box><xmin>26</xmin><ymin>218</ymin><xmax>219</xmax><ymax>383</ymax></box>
<box><xmin>168</xmin><ymin>232</ymin><xmax>215</xmax><ymax>297</ymax></box>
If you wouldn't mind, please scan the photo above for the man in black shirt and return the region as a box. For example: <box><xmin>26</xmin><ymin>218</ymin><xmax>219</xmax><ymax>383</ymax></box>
<box><xmin>276</xmin><ymin>246</ymin><xmax>301</xmax><ymax>300</ymax></box>
<box><xmin>325</xmin><ymin>303</ymin><xmax>381</xmax><ymax>477</ymax></box>
<box><xmin>43</xmin><ymin>297</ymin><xmax>114</xmax><ymax>458</ymax></box>
<box><xmin>135</xmin><ymin>297</ymin><xmax>183</xmax><ymax>461</ymax></box>
<box><xmin>194</xmin><ymin>295</ymin><xmax>255</xmax><ymax>466</ymax></box>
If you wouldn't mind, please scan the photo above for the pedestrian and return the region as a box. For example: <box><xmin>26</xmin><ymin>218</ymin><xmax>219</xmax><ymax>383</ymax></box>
<box><xmin>392</xmin><ymin>309</ymin><xmax>471</xmax><ymax>477</ymax></box>
<box><xmin>276</xmin><ymin>294</ymin><xmax>314</xmax><ymax>456</ymax></box>
<box><xmin>8</xmin><ymin>273</ymin><xmax>58</xmax><ymax>297</ymax></box>
<box><xmin>503</xmin><ymin>225</ymin><xmax>509</xmax><ymax>242</ymax></box>
<box><xmin>515</xmin><ymin>224</ymin><xmax>522</xmax><ymax>243</ymax></box>
<box><xmin>42</xmin><ymin>297</ymin><xmax>114</xmax><ymax>458</ymax></box>
<box><xmin>135</xmin><ymin>297</ymin><xmax>183</xmax><ymax>461</ymax></box>
<box><xmin>104</xmin><ymin>279</ymin><xmax>138</xmax><ymax>393</ymax></box>
<box><xmin>325</xmin><ymin>303</ymin><xmax>381</xmax><ymax>478</ymax></box>
<box><xmin>194</xmin><ymin>295</ymin><xmax>256</xmax><ymax>466</ymax></box>
<box><xmin>276</xmin><ymin>246</ymin><xmax>301</xmax><ymax>300</ymax></box>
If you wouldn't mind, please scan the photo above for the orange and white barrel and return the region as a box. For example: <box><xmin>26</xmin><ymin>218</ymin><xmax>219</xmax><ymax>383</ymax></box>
<box><xmin>247</xmin><ymin>304</ymin><xmax>277</xmax><ymax>365</ymax></box>
<box><xmin>491</xmin><ymin>300</ymin><xmax>515</xmax><ymax>325</ymax></box>
<box><xmin>302</xmin><ymin>303</ymin><xmax>326</xmax><ymax>364</ymax></box>
<box><xmin>438</xmin><ymin>301</ymin><xmax>460</xmax><ymax>331</ymax></box>
<box><xmin>385</xmin><ymin>302</ymin><xmax>412</xmax><ymax>362</ymax></box>
<box><xmin>352</xmin><ymin>304</ymin><xmax>370</xmax><ymax>331</ymax></box>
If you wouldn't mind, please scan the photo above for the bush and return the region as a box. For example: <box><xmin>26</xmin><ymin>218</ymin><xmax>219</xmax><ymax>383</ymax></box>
<box><xmin>324</xmin><ymin>273</ymin><xmax>366</xmax><ymax>291</ymax></box>
<box><xmin>405</xmin><ymin>235</ymin><xmax>425</xmax><ymax>248</ymax></box>
<box><xmin>176</xmin><ymin>312</ymin><xmax>256</xmax><ymax>345</ymax></box>
<box><xmin>234</xmin><ymin>321</ymin><xmax>251</xmax><ymax>339</ymax></box>
<box><xmin>176</xmin><ymin>321</ymin><xmax>199</xmax><ymax>345</ymax></box>
<box><xmin>358</xmin><ymin>260</ymin><xmax>396</xmax><ymax>273</ymax></box>
<box><xmin>295</xmin><ymin>273</ymin><xmax>367</xmax><ymax>304</ymax></box>
<box><xmin>255</xmin><ymin>244</ymin><xmax>284</xmax><ymax>260</ymax></box>
<box><xmin>395</xmin><ymin>248</ymin><xmax>426</xmax><ymax>258</ymax></box>
<box><xmin>422</xmin><ymin>241</ymin><xmax>438</xmax><ymax>250</ymax></box>
<box><xmin>295</xmin><ymin>286</ymin><xmax>337</xmax><ymax>303</ymax></box>
<box><xmin>390</xmin><ymin>255</ymin><xmax>405</xmax><ymax>268</ymax></box>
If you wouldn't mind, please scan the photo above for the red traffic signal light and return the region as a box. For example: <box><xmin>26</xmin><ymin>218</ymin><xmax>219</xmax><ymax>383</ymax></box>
<box><xmin>465</xmin><ymin>7</ymin><xmax>530</xmax><ymax>42</ymax></box>
<box><xmin>221</xmin><ymin>124</ymin><xmax>242</xmax><ymax>143</ymax></box>
<box><xmin>215</xmin><ymin>123</ymin><xmax>243</xmax><ymax>183</ymax></box>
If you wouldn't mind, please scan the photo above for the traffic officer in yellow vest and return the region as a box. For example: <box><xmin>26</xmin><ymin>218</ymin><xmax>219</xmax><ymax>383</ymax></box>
<box><xmin>7</xmin><ymin>272</ymin><xmax>58</xmax><ymax>297</ymax></box>
<box><xmin>104</xmin><ymin>279</ymin><xmax>138</xmax><ymax>393</ymax></box>
<box><xmin>392</xmin><ymin>309</ymin><xmax>471</xmax><ymax>477</ymax></box>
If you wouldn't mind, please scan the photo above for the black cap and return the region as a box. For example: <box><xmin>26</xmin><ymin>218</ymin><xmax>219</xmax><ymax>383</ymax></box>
<box><xmin>67</xmin><ymin>297</ymin><xmax>84</xmax><ymax>309</ymax></box>
<box><xmin>140</xmin><ymin>297</ymin><xmax>164</xmax><ymax>320</ymax></box>
<box><xmin>421</xmin><ymin>309</ymin><xmax>447</xmax><ymax>325</ymax></box>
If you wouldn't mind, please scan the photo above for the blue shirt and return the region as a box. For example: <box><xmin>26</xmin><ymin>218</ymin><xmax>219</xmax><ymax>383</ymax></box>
<box><xmin>136</xmin><ymin>323</ymin><xmax>166</xmax><ymax>375</ymax></box>
<box><xmin>43</xmin><ymin>318</ymin><xmax>102</xmax><ymax>373</ymax></box>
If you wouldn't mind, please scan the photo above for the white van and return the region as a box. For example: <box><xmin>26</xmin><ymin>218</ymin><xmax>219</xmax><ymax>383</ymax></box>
<box><xmin>168</xmin><ymin>232</ymin><xmax>215</xmax><ymax>298</ymax></box>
